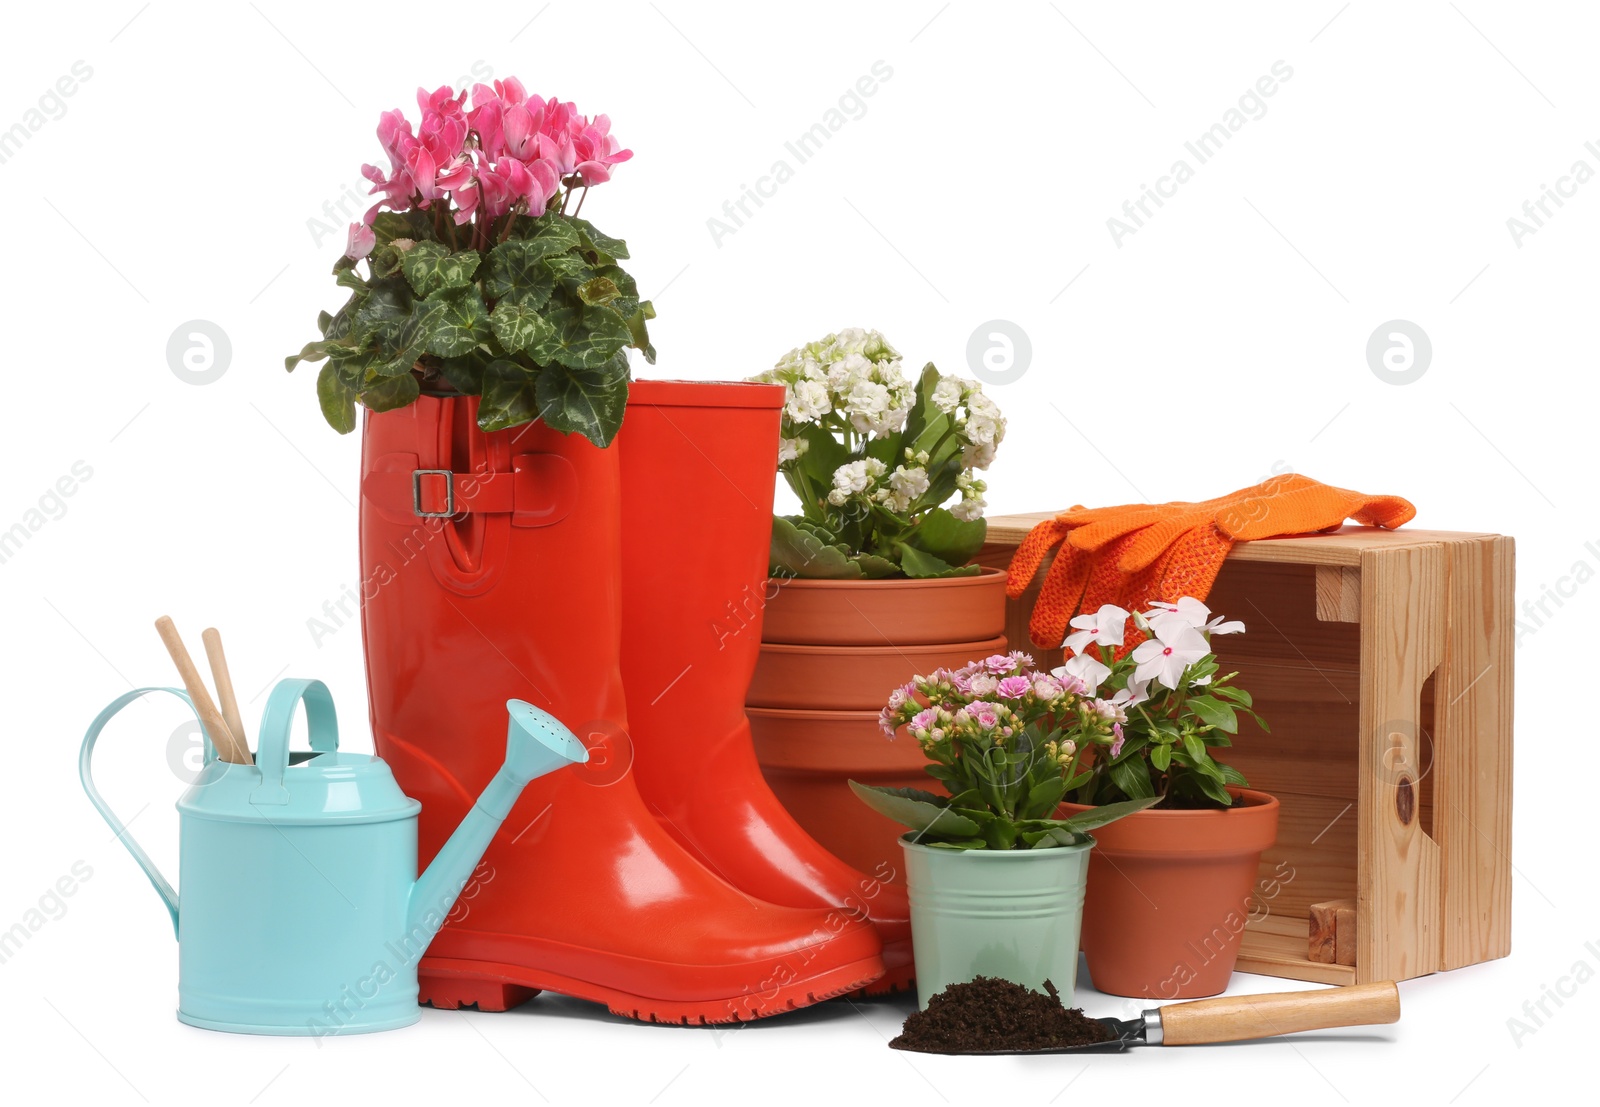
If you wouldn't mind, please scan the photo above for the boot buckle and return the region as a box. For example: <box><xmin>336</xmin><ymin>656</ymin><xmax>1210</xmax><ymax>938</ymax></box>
<box><xmin>412</xmin><ymin>469</ymin><xmax>456</xmax><ymax>517</ymax></box>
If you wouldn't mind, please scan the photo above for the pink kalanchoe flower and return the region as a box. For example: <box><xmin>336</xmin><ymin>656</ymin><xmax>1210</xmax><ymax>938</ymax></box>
<box><xmin>910</xmin><ymin>708</ymin><xmax>937</xmax><ymax>733</ymax></box>
<box><xmin>983</xmin><ymin>653</ymin><xmax>1016</xmax><ymax>674</ymax></box>
<box><xmin>345</xmin><ymin>221</ymin><xmax>376</xmax><ymax>261</ymax></box>
<box><xmin>996</xmin><ymin>675</ymin><xmax>1032</xmax><ymax>699</ymax></box>
<box><xmin>1109</xmin><ymin>723</ymin><xmax>1126</xmax><ymax>758</ymax></box>
<box><xmin>967</xmin><ymin>672</ymin><xmax>999</xmax><ymax>697</ymax></box>
<box><xmin>966</xmin><ymin>701</ymin><xmax>1002</xmax><ymax>729</ymax></box>
<box><xmin>878</xmin><ymin>705</ymin><xmax>899</xmax><ymax>740</ymax></box>
<box><xmin>1031</xmin><ymin>675</ymin><xmax>1065</xmax><ymax>700</ymax></box>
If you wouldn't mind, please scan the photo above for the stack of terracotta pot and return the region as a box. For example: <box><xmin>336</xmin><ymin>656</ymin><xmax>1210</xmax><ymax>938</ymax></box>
<box><xmin>748</xmin><ymin>571</ymin><xmax>1009</xmax><ymax>882</ymax></box>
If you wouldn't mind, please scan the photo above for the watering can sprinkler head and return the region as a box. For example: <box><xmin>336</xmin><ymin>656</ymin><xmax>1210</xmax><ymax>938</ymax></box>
<box><xmin>408</xmin><ymin>700</ymin><xmax>588</xmax><ymax>936</ymax></box>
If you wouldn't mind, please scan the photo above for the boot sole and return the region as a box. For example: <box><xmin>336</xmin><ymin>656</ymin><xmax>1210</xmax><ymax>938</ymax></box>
<box><xmin>418</xmin><ymin>954</ymin><xmax>886</xmax><ymax>1025</ymax></box>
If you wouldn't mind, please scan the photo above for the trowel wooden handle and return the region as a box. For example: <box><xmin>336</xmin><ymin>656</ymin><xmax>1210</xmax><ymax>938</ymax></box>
<box><xmin>201</xmin><ymin>627</ymin><xmax>252</xmax><ymax>765</ymax></box>
<box><xmin>155</xmin><ymin>616</ymin><xmax>251</xmax><ymax>765</ymax></box>
<box><xmin>1158</xmin><ymin>981</ymin><xmax>1400</xmax><ymax>1045</ymax></box>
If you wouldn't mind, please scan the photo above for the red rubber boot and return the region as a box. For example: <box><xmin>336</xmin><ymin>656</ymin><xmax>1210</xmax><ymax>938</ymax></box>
<box><xmin>618</xmin><ymin>380</ymin><xmax>914</xmax><ymax>994</ymax></box>
<box><xmin>359</xmin><ymin>395</ymin><xmax>885</xmax><ymax>1023</ymax></box>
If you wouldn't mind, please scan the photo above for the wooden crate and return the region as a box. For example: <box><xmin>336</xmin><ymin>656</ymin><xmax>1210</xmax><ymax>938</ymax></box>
<box><xmin>977</xmin><ymin>516</ymin><xmax>1515</xmax><ymax>985</ymax></box>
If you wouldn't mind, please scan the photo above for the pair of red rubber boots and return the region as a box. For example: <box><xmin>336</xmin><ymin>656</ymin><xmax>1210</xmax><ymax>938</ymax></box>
<box><xmin>358</xmin><ymin>380</ymin><xmax>911</xmax><ymax>1024</ymax></box>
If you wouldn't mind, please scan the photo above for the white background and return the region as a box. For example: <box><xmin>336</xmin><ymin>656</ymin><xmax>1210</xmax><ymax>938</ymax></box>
<box><xmin>1</xmin><ymin>0</ymin><xmax>1592</xmax><ymax>1102</ymax></box>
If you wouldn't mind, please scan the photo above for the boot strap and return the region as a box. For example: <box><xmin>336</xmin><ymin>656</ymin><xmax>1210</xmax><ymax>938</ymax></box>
<box><xmin>362</xmin><ymin>451</ymin><xmax>576</xmax><ymax>528</ymax></box>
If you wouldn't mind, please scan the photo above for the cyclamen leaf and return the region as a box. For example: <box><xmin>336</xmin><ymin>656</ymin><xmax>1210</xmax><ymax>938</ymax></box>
<box><xmin>576</xmin><ymin>277</ymin><xmax>620</xmax><ymax>306</ymax></box>
<box><xmin>540</xmin><ymin>253</ymin><xmax>590</xmax><ymax>277</ymax></box>
<box><xmin>285</xmin><ymin>340</ymin><xmax>333</xmax><ymax>372</ymax></box>
<box><xmin>437</xmin><ymin>352</ymin><xmax>489</xmax><ymax>396</ymax></box>
<box><xmin>349</xmin><ymin>279</ymin><xmax>413</xmax><ymax>347</ymax></box>
<box><xmin>423</xmin><ymin>286</ymin><xmax>492</xmax><ymax>358</ymax></box>
<box><xmin>511</xmin><ymin>214</ymin><xmax>583</xmax><ymax>253</ymax></box>
<box><xmin>535</xmin><ymin>353</ymin><xmax>630</xmax><ymax>447</ymax></box>
<box><xmin>477</xmin><ymin>359</ymin><xmax>541</xmax><ymax>432</ymax></box>
<box><xmin>483</xmin><ymin>239</ymin><xmax>558</xmax><ymax>309</ymax></box>
<box><xmin>401</xmin><ymin>241</ymin><xmax>481</xmax><ymax>297</ymax></box>
<box><xmin>358</xmin><ymin>372</ymin><xmax>420</xmax><ymax>413</ymax></box>
<box><xmin>625</xmin><ymin>300</ymin><xmax>656</xmax><ymax>365</ymax></box>
<box><xmin>567</xmin><ymin>217</ymin><xmax>629</xmax><ymax>261</ymax></box>
<box><xmin>489</xmin><ymin>300</ymin><xmax>555</xmax><ymax>354</ymax></box>
<box><xmin>316</xmin><ymin>363</ymin><xmax>357</xmax><ymax>433</ymax></box>
<box><xmin>529</xmin><ymin>305</ymin><xmax>631</xmax><ymax>370</ymax></box>
<box><xmin>372</xmin><ymin>210</ymin><xmax>434</xmax><ymax>246</ymax></box>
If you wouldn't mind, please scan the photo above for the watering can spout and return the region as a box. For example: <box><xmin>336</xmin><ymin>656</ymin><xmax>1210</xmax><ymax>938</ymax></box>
<box><xmin>408</xmin><ymin>701</ymin><xmax>588</xmax><ymax>938</ymax></box>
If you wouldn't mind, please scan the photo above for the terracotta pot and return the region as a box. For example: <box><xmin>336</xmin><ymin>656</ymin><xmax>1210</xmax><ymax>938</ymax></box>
<box><xmin>749</xmin><ymin>708</ymin><xmax>931</xmax><ymax>879</ymax></box>
<box><xmin>761</xmin><ymin>568</ymin><xmax>1008</xmax><ymax>645</ymax></box>
<box><xmin>747</xmin><ymin>635</ymin><xmax>1008</xmax><ymax>710</ymax></box>
<box><xmin>1059</xmin><ymin>789</ymin><xmax>1280</xmax><ymax>1001</ymax></box>
<box><xmin>750</xmin><ymin>569</ymin><xmax>1009</xmax><ymax>880</ymax></box>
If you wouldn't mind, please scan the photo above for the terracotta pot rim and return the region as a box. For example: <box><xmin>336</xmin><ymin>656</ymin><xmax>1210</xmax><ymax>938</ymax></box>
<box><xmin>757</xmin><ymin>634</ymin><xmax>1008</xmax><ymax>660</ymax></box>
<box><xmin>900</xmin><ymin>833</ymin><xmax>1094</xmax><ymax>858</ymax></box>
<box><xmin>1066</xmin><ymin>787</ymin><xmax>1279</xmax><ymax>818</ymax></box>
<box><xmin>628</xmin><ymin>379</ymin><xmax>784</xmax><ymax>409</ymax></box>
<box><xmin>766</xmin><ymin>566</ymin><xmax>1007</xmax><ymax>590</ymax></box>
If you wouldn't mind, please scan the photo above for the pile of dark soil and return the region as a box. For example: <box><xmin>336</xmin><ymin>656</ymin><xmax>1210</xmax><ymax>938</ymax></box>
<box><xmin>890</xmin><ymin>976</ymin><xmax>1114</xmax><ymax>1054</ymax></box>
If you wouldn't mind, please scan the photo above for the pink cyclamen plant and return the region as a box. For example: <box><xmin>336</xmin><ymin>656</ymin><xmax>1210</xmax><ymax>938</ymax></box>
<box><xmin>351</xmin><ymin>79</ymin><xmax>632</xmax><ymax>257</ymax></box>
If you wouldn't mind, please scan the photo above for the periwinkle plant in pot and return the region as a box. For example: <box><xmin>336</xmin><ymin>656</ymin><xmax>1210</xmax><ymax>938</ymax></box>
<box><xmin>1051</xmin><ymin>598</ymin><xmax>1279</xmax><ymax>1000</ymax></box>
<box><xmin>745</xmin><ymin>331</ymin><xmax>1017</xmax><ymax>881</ymax></box>
<box><xmin>852</xmin><ymin>652</ymin><xmax>1159</xmax><ymax>1009</ymax></box>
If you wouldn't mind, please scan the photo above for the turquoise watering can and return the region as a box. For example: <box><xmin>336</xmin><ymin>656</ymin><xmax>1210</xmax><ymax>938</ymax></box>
<box><xmin>80</xmin><ymin>677</ymin><xmax>587</xmax><ymax>1036</ymax></box>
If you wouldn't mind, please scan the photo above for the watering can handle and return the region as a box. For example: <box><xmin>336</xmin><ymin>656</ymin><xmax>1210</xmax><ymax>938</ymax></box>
<box><xmin>250</xmin><ymin>678</ymin><xmax>339</xmax><ymax>806</ymax></box>
<box><xmin>79</xmin><ymin>686</ymin><xmax>213</xmax><ymax>938</ymax></box>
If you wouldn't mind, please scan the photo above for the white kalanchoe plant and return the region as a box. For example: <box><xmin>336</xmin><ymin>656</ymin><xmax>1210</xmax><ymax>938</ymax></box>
<box><xmin>753</xmin><ymin>328</ymin><xmax>1006</xmax><ymax>578</ymax></box>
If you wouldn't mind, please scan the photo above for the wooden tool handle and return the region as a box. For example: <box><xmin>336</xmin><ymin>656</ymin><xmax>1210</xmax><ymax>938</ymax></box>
<box><xmin>1158</xmin><ymin>981</ymin><xmax>1400</xmax><ymax>1045</ymax></box>
<box><xmin>200</xmin><ymin>628</ymin><xmax>252</xmax><ymax>765</ymax></box>
<box><xmin>154</xmin><ymin>616</ymin><xmax>251</xmax><ymax>765</ymax></box>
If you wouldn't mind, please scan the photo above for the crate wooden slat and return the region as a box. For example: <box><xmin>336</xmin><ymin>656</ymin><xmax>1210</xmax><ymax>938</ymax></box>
<box><xmin>975</xmin><ymin>516</ymin><xmax>1514</xmax><ymax>986</ymax></box>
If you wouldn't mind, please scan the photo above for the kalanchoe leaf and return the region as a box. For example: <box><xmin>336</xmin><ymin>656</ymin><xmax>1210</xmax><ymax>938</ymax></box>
<box><xmin>489</xmin><ymin>300</ymin><xmax>555</xmax><ymax>354</ymax></box>
<box><xmin>530</xmin><ymin>304</ymin><xmax>631</xmax><ymax>370</ymax></box>
<box><xmin>422</xmin><ymin>285</ymin><xmax>492</xmax><ymax>358</ymax></box>
<box><xmin>1056</xmin><ymin>794</ymin><xmax>1162</xmax><ymax>833</ymax></box>
<box><xmin>850</xmin><ymin>552</ymin><xmax>902</xmax><ymax>578</ymax></box>
<box><xmin>576</xmin><ymin>276</ymin><xmax>620</xmax><ymax>306</ymax></box>
<box><xmin>898</xmin><ymin>543</ymin><xmax>980</xmax><ymax>579</ymax></box>
<box><xmin>477</xmin><ymin>359</ymin><xmax>541</xmax><ymax>432</ymax></box>
<box><xmin>847</xmin><ymin>781</ymin><xmax>979</xmax><ymax>838</ymax></box>
<box><xmin>358</xmin><ymin>371</ymin><xmax>420</xmax><ymax>413</ymax></box>
<box><xmin>400</xmin><ymin>241</ymin><xmax>480</xmax><ymax>298</ymax></box>
<box><xmin>316</xmin><ymin>363</ymin><xmax>357</xmax><ymax>433</ymax></box>
<box><xmin>907</xmin><ymin>507</ymin><xmax>988</xmax><ymax>567</ymax></box>
<box><xmin>769</xmin><ymin>516</ymin><xmax>864</xmax><ymax>579</ymax></box>
<box><xmin>534</xmin><ymin>352</ymin><xmax>630</xmax><ymax>447</ymax></box>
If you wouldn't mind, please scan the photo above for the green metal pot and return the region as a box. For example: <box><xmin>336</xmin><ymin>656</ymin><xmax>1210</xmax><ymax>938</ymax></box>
<box><xmin>901</xmin><ymin>834</ymin><xmax>1094</xmax><ymax>1010</ymax></box>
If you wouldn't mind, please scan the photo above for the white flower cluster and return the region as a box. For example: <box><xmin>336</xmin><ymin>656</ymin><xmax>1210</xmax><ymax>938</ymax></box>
<box><xmin>758</xmin><ymin>328</ymin><xmax>916</xmax><ymax>443</ymax></box>
<box><xmin>757</xmin><ymin>328</ymin><xmax>1007</xmax><ymax>526</ymax></box>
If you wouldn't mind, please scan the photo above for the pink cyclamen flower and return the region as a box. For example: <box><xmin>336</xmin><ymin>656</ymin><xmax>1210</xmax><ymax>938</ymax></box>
<box><xmin>996</xmin><ymin>675</ymin><xmax>1032</xmax><ymax>699</ymax></box>
<box><xmin>345</xmin><ymin>222</ymin><xmax>376</xmax><ymax>260</ymax></box>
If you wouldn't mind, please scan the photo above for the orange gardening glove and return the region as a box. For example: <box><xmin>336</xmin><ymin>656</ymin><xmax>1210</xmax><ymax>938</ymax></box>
<box><xmin>1006</xmin><ymin>475</ymin><xmax>1415</xmax><ymax>649</ymax></box>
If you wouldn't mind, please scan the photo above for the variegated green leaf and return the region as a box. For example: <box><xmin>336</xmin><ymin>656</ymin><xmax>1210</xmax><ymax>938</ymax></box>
<box><xmin>489</xmin><ymin>301</ymin><xmax>555</xmax><ymax>354</ymax></box>
<box><xmin>483</xmin><ymin>239</ymin><xmax>558</xmax><ymax>309</ymax></box>
<box><xmin>358</xmin><ymin>372</ymin><xmax>420</xmax><ymax>413</ymax></box>
<box><xmin>534</xmin><ymin>352</ymin><xmax>630</xmax><ymax>447</ymax></box>
<box><xmin>529</xmin><ymin>305</ymin><xmax>631</xmax><ymax>370</ymax></box>
<box><xmin>568</xmin><ymin>217</ymin><xmax>629</xmax><ymax>261</ymax></box>
<box><xmin>422</xmin><ymin>285</ymin><xmax>492</xmax><ymax>358</ymax></box>
<box><xmin>317</xmin><ymin>363</ymin><xmax>357</xmax><ymax>433</ymax></box>
<box><xmin>477</xmin><ymin>359</ymin><xmax>541</xmax><ymax>432</ymax></box>
<box><xmin>576</xmin><ymin>277</ymin><xmax>620</xmax><ymax>306</ymax></box>
<box><xmin>401</xmin><ymin>241</ymin><xmax>481</xmax><ymax>298</ymax></box>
